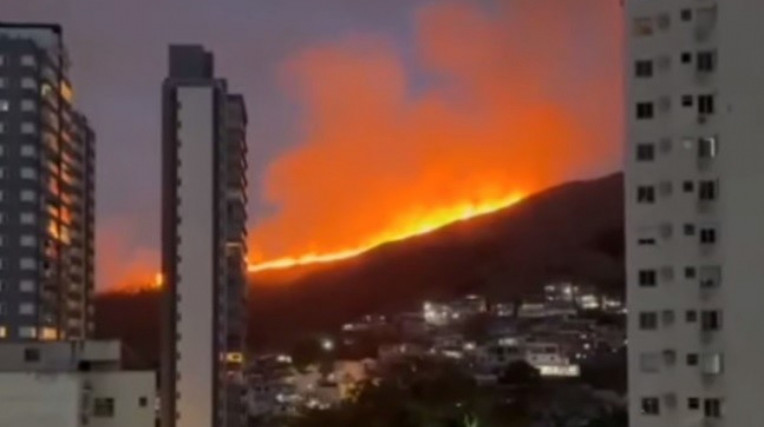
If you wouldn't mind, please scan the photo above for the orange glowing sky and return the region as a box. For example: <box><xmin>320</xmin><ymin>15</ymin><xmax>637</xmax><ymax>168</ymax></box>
<box><xmin>249</xmin><ymin>0</ymin><xmax>621</xmax><ymax>272</ymax></box>
<box><xmin>100</xmin><ymin>0</ymin><xmax>621</xmax><ymax>290</ymax></box>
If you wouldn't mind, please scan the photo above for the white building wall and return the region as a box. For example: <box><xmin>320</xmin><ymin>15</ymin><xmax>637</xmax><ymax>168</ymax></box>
<box><xmin>0</xmin><ymin>373</ymin><xmax>81</xmax><ymax>427</ymax></box>
<box><xmin>176</xmin><ymin>86</ymin><xmax>216</xmax><ymax>427</ymax></box>
<box><xmin>88</xmin><ymin>371</ymin><xmax>155</xmax><ymax>427</ymax></box>
<box><xmin>627</xmin><ymin>0</ymin><xmax>764</xmax><ymax>425</ymax></box>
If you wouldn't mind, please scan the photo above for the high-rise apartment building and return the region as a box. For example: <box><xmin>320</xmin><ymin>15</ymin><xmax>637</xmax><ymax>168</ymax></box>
<box><xmin>0</xmin><ymin>23</ymin><xmax>96</xmax><ymax>342</ymax></box>
<box><xmin>625</xmin><ymin>1</ymin><xmax>764</xmax><ymax>425</ymax></box>
<box><xmin>161</xmin><ymin>45</ymin><xmax>248</xmax><ymax>427</ymax></box>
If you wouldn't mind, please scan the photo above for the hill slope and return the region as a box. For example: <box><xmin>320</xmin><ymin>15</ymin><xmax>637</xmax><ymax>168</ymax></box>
<box><xmin>95</xmin><ymin>173</ymin><xmax>623</xmax><ymax>366</ymax></box>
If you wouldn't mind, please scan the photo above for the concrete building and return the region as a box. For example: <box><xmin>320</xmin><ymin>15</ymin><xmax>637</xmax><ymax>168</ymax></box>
<box><xmin>623</xmin><ymin>1</ymin><xmax>758</xmax><ymax>424</ymax></box>
<box><xmin>161</xmin><ymin>45</ymin><xmax>249</xmax><ymax>427</ymax></box>
<box><xmin>0</xmin><ymin>23</ymin><xmax>96</xmax><ymax>341</ymax></box>
<box><xmin>0</xmin><ymin>340</ymin><xmax>154</xmax><ymax>427</ymax></box>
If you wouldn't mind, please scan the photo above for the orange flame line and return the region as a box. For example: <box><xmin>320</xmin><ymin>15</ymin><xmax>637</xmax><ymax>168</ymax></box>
<box><xmin>249</xmin><ymin>193</ymin><xmax>524</xmax><ymax>273</ymax></box>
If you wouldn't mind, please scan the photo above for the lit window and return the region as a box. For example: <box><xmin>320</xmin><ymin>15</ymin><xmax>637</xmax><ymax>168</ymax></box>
<box><xmin>20</xmin><ymin>235</ymin><xmax>36</xmax><ymax>247</ymax></box>
<box><xmin>20</xmin><ymin>100</ymin><xmax>36</xmax><ymax>112</ymax></box>
<box><xmin>20</xmin><ymin>78</ymin><xmax>37</xmax><ymax>90</ymax></box>
<box><xmin>20</xmin><ymin>55</ymin><xmax>36</xmax><ymax>67</ymax></box>
<box><xmin>19</xmin><ymin>280</ymin><xmax>35</xmax><ymax>293</ymax></box>
<box><xmin>20</xmin><ymin>191</ymin><xmax>36</xmax><ymax>203</ymax></box>
<box><xmin>18</xmin><ymin>303</ymin><xmax>35</xmax><ymax>315</ymax></box>
<box><xmin>0</xmin><ymin>100</ymin><xmax>8</xmax><ymax>112</ymax></box>
<box><xmin>702</xmin><ymin>353</ymin><xmax>723</xmax><ymax>375</ymax></box>
<box><xmin>20</xmin><ymin>122</ymin><xmax>37</xmax><ymax>135</ymax></box>
<box><xmin>639</xmin><ymin>312</ymin><xmax>658</xmax><ymax>330</ymax></box>
<box><xmin>19</xmin><ymin>258</ymin><xmax>36</xmax><ymax>270</ymax></box>
<box><xmin>0</xmin><ymin>326</ymin><xmax>5</xmax><ymax>338</ymax></box>
<box><xmin>40</xmin><ymin>328</ymin><xmax>57</xmax><ymax>341</ymax></box>
<box><xmin>18</xmin><ymin>327</ymin><xmax>37</xmax><ymax>339</ymax></box>
<box><xmin>20</xmin><ymin>145</ymin><xmax>36</xmax><ymax>158</ymax></box>
<box><xmin>641</xmin><ymin>397</ymin><xmax>660</xmax><ymax>415</ymax></box>
<box><xmin>20</xmin><ymin>213</ymin><xmax>36</xmax><ymax>224</ymax></box>
<box><xmin>20</xmin><ymin>168</ymin><xmax>37</xmax><ymax>180</ymax></box>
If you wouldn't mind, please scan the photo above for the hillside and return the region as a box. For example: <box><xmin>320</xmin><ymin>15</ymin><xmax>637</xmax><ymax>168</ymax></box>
<box><xmin>95</xmin><ymin>173</ymin><xmax>623</xmax><ymax>367</ymax></box>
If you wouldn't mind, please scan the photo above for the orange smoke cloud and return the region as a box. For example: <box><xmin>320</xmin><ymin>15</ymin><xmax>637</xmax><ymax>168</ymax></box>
<box><xmin>252</xmin><ymin>0</ymin><xmax>621</xmax><ymax>268</ymax></box>
<box><xmin>98</xmin><ymin>217</ymin><xmax>160</xmax><ymax>293</ymax></box>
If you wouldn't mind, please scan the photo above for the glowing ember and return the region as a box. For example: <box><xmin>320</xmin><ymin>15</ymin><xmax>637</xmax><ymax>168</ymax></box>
<box><xmin>249</xmin><ymin>193</ymin><xmax>524</xmax><ymax>273</ymax></box>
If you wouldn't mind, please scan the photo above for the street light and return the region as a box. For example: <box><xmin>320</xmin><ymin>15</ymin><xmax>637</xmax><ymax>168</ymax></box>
<box><xmin>321</xmin><ymin>338</ymin><xmax>334</xmax><ymax>352</ymax></box>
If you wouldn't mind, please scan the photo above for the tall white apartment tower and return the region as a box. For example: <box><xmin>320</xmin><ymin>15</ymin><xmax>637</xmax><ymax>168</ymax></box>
<box><xmin>626</xmin><ymin>1</ymin><xmax>764</xmax><ymax>425</ymax></box>
<box><xmin>161</xmin><ymin>45</ymin><xmax>249</xmax><ymax>427</ymax></box>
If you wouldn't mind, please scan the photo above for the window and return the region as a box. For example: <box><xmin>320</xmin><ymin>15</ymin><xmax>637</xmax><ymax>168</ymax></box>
<box><xmin>20</xmin><ymin>213</ymin><xmax>36</xmax><ymax>224</ymax></box>
<box><xmin>0</xmin><ymin>122</ymin><xmax>4</xmax><ymax>133</ymax></box>
<box><xmin>19</xmin><ymin>327</ymin><xmax>37</xmax><ymax>339</ymax></box>
<box><xmin>19</xmin><ymin>258</ymin><xmax>36</xmax><ymax>271</ymax></box>
<box><xmin>23</xmin><ymin>347</ymin><xmax>40</xmax><ymax>362</ymax></box>
<box><xmin>636</xmin><ymin>143</ymin><xmax>655</xmax><ymax>161</ymax></box>
<box><xmin>93</xmin><ymin>397</ymin><xmax>115</xmax><ymax>417</ymax></box>
<box><xmin>662</xmin><ymin>310</ymin><xmax>675</xmax><ymax>326</ymax></box>
<box><xmin>20</xmin><ymin>145</ymin><xmax>36</xmax><ymax>158</ymax></box>
<box><xmin>20</xmin><ymin>55</ymin><xmax>36</xmax><ymax>67</ymax></box>
<box><xmin>686</xmin><ymin>310</ymin><xmax>698</xmax><ymax>323</ymax></box>
<box><xmin>0</xmin><ymin>326</ymin><xmax>5</xmax><ymax>339</ymax></box>
<box><xmin>682</xmin><ymin>95</ymin><xmax>694</xmax><ymax>107</ymax></box>
<box><xmin>20</xmin><ymin>235</ymin><xmax>36</xmax><ymax>247</ymax></box>
<box><xmin>681</xmin><ymin>52</ymin><xmax>692</xmax><ymax>64</ymax></box>
<box><xmin>683</xmin><ymin>181</ymin><xmax>694</xmax><ymax>193</ymax></box>
<box><xmin>635</xmin><ymin>60</ymin><xmax>653</xmax><ymax>78</ymax></box>
<box><xmin>699</xmin><ymin>266</ymin><xmax>721</xmax><ymax>288</ymax></box>
<box><xmin>687</xmin><ymin>353</ymin><xmax>699</xmax><ymax>366</ymax></box>
<box><xmin>698</xmin><ymin>136</ymin><xmax>718</xmax><ymax>159</ymax></box>
<box><xmin>0</xmin><ymin>100</ymin><xmax>8</xmax><ymax>112</ymax></box>
<box><xmin>0</xmin><ymin>78</ymin><xmax>5</xmax><ymax>89</ymax></box>
<box><xmin>20</xmin><ymin>168</ymin><xmax>37</xmax><ymax>180</ymax></box>
<box><xmin>700</xmin><ymin>227</ymin><xmax>717</xmax><ymax>244</ymax></box>
<box><xmin>139</xmin><ymin>396</ymin><xmax>149</xmax><ymax>407</ymax></box>
<box><xmin>681</xmin><ymin>9</ymin><xmax>692</xmax><ymax>21</ymax></box>
<box><xmin>639</xmin><ymin>353</ymin><xmax>660</xmax><ymax>373</ymax></box>
<box><xmin>699</xmin><ymin>180</ymin><xmax>718</xmax><ymax>201</ymax></box>
<box><xmin>637</xmin><ymin>186</ymin><xmax>656</xmax><ymax>204</ymax></box>
<box><xmin>688</xmin><ymin>398</ymin><xmax>700</xmax><ymax>410</ymax></box>
<box><xmin>20</xmin><ymin>122</ymin><xmax>36</xmax><ymax>135</ymax></box>
<box><xmin>0</xmin><ymin>303</ymin><xmax>5</xmax><ymax>315</ymax></box>
<box><xmin>633</xmin><ymin>17</ymin><xmax>654</xmax><ymax>36</ymax></box>
<box><xmin>684</xmin><ymin>223</ymin><xmax>696</xmax><ymax>236</ymax></box>
<box><xmin>697</xmin><ymin>51</ymin><xmax>716</xmax><ymax>72</ymax></box>
<box><xmin>701</xmin><ymin>310</ymin><xmax>722</xmax><ymax>331</ymax></box>
<box><xmin>20</xmin><ymin>100</ymin><xmax>36</xmax><ymax>112</ymax></box>
<box><xmin>19</xmin><ymin>303</ymin><xmax>35</xmax><ymax>315</ymax></box>
<box><xmin>699</xmin><ymin>95</ymin><xmax>715</xmax><ymax>114</ymax></box>
<box><xmin>638</xmin><ymin>270</ymin><xmax>657</xmax><ymax>287</ymax></box>
<box><xmin>702</xmin><ymin>353</ymin><xmax>723</xmax><ymax>375</ymax></box>
<box><xmin>704</xmin><ymin>399</ymin><xmax>722</xmax><ymax>418</ymax></box>
<box><xmin>641</xmin><ymin>397</ymin><xmax>660</xmax><ymax>415</ymax></box>
<box><xmin>20</xmin><ymin>191</ymin><xmax>36</xmax><ymax>203</ymax></box>
<box><xmin>19</xmin><ymin>280</ymin><xmax>35</xmax><ymax>293</ymax></box>
<box><xmin>20</xmin><ymin>78</ymin><xmax>37</xmax><ymax>90</ymax></box>
<box><xmin>685</xmin><ymin>267</ymin><xmax>696</xmax><ymax>279</ymax></box>
<box><xmin>636</xmin><ymin>102</ymin><xmax>654</xmax><ymax>120</ymax></box>
<box><xmin>639</xmin><ymin>312</ymin><xmax>658</xmax><ymax>330</ymax></box>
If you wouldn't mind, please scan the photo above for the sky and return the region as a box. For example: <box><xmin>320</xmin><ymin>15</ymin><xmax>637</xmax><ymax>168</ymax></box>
<box><xmin>4</xmin><ymin>0</ymin><xmax>621</xmax><ymax>290</ymax></box>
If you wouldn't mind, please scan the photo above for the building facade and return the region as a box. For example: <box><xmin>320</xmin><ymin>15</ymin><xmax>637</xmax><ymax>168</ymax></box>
<box><xmin>161</xmin><ymin>45</ymin><xmax>248</xmax><ymax>427</ymax></box>
<box><xmin>0</xmin><ymin>340</ymin><xmax>155</xmax><ymax>427</ymax></box>
<box><xmin>625</xmin><ymin>1</ymin><xmax>764</xmax><ymax>425</ymax></box>
<box><xmin>0</xmin><ymin>23</ymin><xmax>95</xmax><ymax>341</ymax></box>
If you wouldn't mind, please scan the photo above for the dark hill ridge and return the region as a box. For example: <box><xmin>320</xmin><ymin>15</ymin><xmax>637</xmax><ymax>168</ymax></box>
<box><xmin>95</xmin><ymin>173</ymin><xmax>624</xmax><ymax>368</ymax></box>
